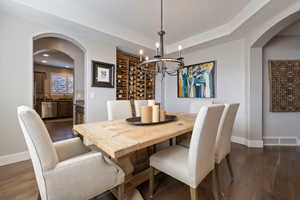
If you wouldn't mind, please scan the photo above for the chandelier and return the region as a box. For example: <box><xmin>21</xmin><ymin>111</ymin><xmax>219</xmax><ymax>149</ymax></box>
<box><xmin>138</xmin><ymin>0</ymin><xmax>184</xmax><ymax>77</ymax></box>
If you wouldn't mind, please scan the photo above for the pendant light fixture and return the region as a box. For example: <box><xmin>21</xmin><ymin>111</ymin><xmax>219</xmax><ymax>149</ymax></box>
<box><xmin>139</xmin><ymin>0</ymin><xmax>184</xmax><ymax>78</ymax></box>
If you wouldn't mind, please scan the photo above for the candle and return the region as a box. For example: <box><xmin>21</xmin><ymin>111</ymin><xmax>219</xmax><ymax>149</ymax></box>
<box><xmin>139</xmin><ymin>49</ymin><xmax>144</xmax><ymax>61</ymax></box>
<box><xmin>160</xmin><ymin>109</ymin><xmax>166</xmax><ymax>121</ymax></box>
<box><xmin>141</xmin><ymin>106</ymin><xmax>152</xmax><ymax>123</ymax></box>
<box><xmin>178</xmin><ymin>45</ymin><xmax>182</xmax><ymax>58</ymax></box>
<box><xmin>152</xmin><ymin>105</ymin><xmax>160</xmax><ymax>122</ymax></box>
<box><xmin>155</xmin><ymin>42</ymin><xmax>160</xmax><ymax>56</ymax></box>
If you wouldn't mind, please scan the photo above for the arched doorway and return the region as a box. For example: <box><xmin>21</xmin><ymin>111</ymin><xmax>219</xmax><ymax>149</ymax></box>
<box><xmin>247</xmin><ymin>8</ymin><xmax>300</xmax><ymax>146</ymax></box>
<box><xmin>33</xmin><ymin>33</ymin><xmax>86</xmax><ymax>142</ymax></box>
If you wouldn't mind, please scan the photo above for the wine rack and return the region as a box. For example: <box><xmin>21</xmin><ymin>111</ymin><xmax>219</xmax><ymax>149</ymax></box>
<box><xmin>116</xmin><ymin>50</ymin><xmax>155</xmax><ymax>100</ymax></box>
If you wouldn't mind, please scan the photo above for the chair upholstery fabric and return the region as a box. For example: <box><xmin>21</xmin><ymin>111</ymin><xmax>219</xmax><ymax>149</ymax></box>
<box><xmin>53</xmin><ymin>137</ymin><xmax>90</xmax><ymax>161</ymax></box>
<box><xmin>17</xmin><ymin>106</ymin><xmax>125</xmax><ymax>200</ymax></box>
<box><xmin>107</xmin><ymin>100</ymin><xmax>132</xmax><ymax>120</ymax></box>
<box><xmin>134</xmin><ymin>100</ymin><xmax>148</xmax><ymax>117</ymax></box>
<box><xmin>215</xmin><ymin>103</ymin><xmax>239</xmax><ymax>164</ymax></box>
<box><xmin>150</xmin><ymin>105</ymin><xmax>225</xmax><ymax>188</ymax></box>
<box><xmin>179</xmin><ymin>100</ymin><xmax>214</xmax><ymax>148</ymax></box>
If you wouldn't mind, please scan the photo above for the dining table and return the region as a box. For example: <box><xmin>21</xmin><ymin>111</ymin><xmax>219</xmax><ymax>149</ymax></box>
<box><xmin>74</xmin><ymin>112</ymin><xmax>196</xmax><ymax>200</ymax></box>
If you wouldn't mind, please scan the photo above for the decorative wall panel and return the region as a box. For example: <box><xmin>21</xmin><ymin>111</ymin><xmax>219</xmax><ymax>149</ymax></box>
<box><xmin>269</xmin><ymin>60</ymin><xmax>300</xmax><ymax>112</ymax></box>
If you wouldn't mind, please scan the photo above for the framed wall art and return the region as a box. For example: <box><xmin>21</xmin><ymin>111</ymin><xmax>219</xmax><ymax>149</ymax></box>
<box><xmin>269</xmin><ymin>60</ymin><xmax>300</xmax><ymax>112</ymax></box>
<box><xmin>92</xmin><ymin>60</ymin><xmax>114</xmax><ymax>88</ymax></box>
<box><xmin>178</xmin><ymin>61</ymin><xmax>216</xmax><ymax>98</ymax></box>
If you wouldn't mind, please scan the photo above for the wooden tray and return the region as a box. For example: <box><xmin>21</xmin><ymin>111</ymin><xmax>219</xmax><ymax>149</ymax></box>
<box><xmin>126</xmin><ymin>115</ymin><xmax>177</xmax><ymax>126</ymax></box>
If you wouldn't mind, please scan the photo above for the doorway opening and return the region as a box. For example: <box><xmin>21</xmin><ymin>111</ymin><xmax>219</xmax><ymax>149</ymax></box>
<box><xmin>33</xmin><ymin>35</ymin><xmax>85</xmax><ymax>142</ymax></box>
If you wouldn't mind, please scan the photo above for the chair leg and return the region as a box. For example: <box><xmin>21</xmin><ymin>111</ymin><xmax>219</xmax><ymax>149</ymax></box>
<box><xmin>190</xmin><ymin>187</ymin><xmax>198</xmax><ymax>200</ymax></box>
<box><xmin>225</xmin><ymin>154</ymin><xmax>234</xmax><ymax>182</ymax></box>
<box><xmin>211</xmin><ymin>170</ymin><xmax>220</xmax><ymax>200</ymax></box>
<box><xmin>149</xmin><ymin>167</ymin><xmax>155</xmax><ymax>199</ymax></box>
<box><xmin>37</xmin><ymin>191</ymin><xmax>41</xmax><ymax>200</ymax></box>
<box><xmin>215</xmin><ymin>164</ymin><xmax>224</xmax><ymax>198</ymax></box>
<box><xmin>117</xmin><ymin>183</ymin><xmax>125</xmax><ymax>200</ymax></box>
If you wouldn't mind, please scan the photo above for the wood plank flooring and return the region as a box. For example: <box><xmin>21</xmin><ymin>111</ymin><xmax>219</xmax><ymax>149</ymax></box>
<box><xmin>1</xmin><ymin>144</ymin><xmax>300</xmax><ymax>200</ymax></box>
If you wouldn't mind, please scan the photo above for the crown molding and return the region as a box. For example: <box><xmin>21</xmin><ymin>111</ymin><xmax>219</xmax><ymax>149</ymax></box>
<box><xmin>166</xmin><ymin>0</ymin><xmax>271</xmax><ymax>54</ymax></box>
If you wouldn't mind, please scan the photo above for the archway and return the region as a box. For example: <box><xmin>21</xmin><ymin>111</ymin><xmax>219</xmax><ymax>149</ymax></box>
<box><xmin>247</xmin><ymin>7</ymin><xmax>300</xmax><ymax>146</ymax></box>
<box><xmin>33</xmin><ymin>33</ymin><xmax>86</xmax><ymax>142</ymax></box>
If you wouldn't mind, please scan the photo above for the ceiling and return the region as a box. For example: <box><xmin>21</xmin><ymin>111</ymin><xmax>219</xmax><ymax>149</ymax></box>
<box><xmin>12</xmin><ymin>0</ymin><xmax>262</xmax><ymax>49</ymax></box>
<box><xmin>5</xmin><ymin>0</ymin><xmax>300</xmax><ymax>53</ymax></box>
<box><xmin>34</xmin><ymin>50</ymin><xmax>74</xmax><ymax>69</ymax></box>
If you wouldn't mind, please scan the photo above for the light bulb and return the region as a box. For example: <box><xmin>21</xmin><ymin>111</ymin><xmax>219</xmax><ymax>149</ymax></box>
<box><xmin>139</xmin><ymin>49</ymin><xmax>144</xmax><ymax>55</ymax></box>
<box><xmin>178</xmin><ymin>45</ymin><xmax>182</xmax><ymax>51</ymax></box>
<box><xmin>145</xmin><ymin>56</ymin><xmax>149</xmax><ymax>61</ymax></box>
<box><xmin>155</xmin><ymin>42</ymin><xmax>160</xmax><ymax>49</ymax></box>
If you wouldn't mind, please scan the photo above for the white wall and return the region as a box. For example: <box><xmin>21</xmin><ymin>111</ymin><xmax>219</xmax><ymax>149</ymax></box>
<box><xmin>0</xmin><ymin>11</ymin><xmax>116</xmax><ymax>157</ymax></box>
<box><xmin>164</xmin><ymin>39</ymin><xmax>248</xmax><ymax>138</ymax></box>
<box><xmin>263</xmin><ymin>35</ymin><xmax>300</xmax><ymax>139</ymax></box>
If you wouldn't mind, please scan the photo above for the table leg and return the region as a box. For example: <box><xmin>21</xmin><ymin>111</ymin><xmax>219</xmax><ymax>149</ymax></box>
<box><xmin>116</xmin><ymin>155</ymin><xmax>145</xmax><ymax>200</ymax></box>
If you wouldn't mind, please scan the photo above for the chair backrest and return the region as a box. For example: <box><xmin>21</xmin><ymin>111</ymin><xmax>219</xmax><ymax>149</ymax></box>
<box><xmin>17</xmin><ymin>106</ymin><xmax>59</xmax><ymax>200</ymax></box>
<box><xmin>134</xmin><ymin>100</ymin><xmax>148</xmax><ymax>117</ymax></box>
<box><xmin>188</xmin><ymin>104</ymin><xmax>224</xmax><ymax>187</ymax></box>
<box><xmin>189</xmin><ymin>99</ymin><xmax>213</xmax><ymax>114</ymax></box>
<box><xmin>215</xmin><ymin>103</ymin><xmax>239</xmax><ymax>164</ymax></box>
<box><xmin>107</xmin><ymin>100</ymin><xmax>132</xmax><ymax>120</ymax></box>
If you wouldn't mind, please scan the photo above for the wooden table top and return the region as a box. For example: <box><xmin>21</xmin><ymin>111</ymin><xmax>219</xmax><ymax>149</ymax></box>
<box><xmin>74</xmin><ymin>113</ymin><xmax>196</xmax><ymax>159</ymax></box>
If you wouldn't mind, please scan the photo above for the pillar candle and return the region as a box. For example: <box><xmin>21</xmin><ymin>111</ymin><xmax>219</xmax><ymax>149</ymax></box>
<box><xmin>160</xmin><ymin>109</ymin><xmax>166</xmax><ymax>121</ymax></box>
<box><xmin>152</xmin><ymin>105</ymin><xmax>160</xmax><ymax>122</ymax></box>
<box><xmin>141</xmin><ymin>106</ymin><xmax>152</xmax><ymax>123</ymax></box>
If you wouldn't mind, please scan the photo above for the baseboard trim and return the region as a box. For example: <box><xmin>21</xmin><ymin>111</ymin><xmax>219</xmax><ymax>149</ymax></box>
<box><xmin>0</xmin><ymin>151</ymin><xmax>30</xmax><ymax>166</ymax></box>
<box><xmin>231</xmin><ymin>136</ymin><xmax>263</xmax><ymax>148</ymax></box>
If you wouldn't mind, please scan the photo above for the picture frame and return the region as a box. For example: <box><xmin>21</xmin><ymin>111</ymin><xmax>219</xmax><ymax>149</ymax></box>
<box><xmin>177</xmin><ymin>61</ymin><xmax>216</xmax><ymax>98</ymax></box>
<box><xmin>92</xmin><ymin>60</ymin><xmax>114</xmax><ymax>88</ymax></box>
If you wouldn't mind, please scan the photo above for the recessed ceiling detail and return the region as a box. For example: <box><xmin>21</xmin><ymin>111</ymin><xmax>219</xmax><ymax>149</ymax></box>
<box><xmin>11</xmin><ymin>0</ymin><xmax>272</xmax><ymax>51</ymax></box>
<box><xmin>34</xmin><ymin>50</ymin><xmax>74</xmax><ymax>68</ymax></box>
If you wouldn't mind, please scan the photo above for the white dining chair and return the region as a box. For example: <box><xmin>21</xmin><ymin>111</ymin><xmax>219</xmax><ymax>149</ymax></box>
<box><xmin>17</xmin><ymin>106</ymin><xmax>125</xmax><ymax>200</ymax></box>
<box><xmin>149</xmin><ymin>105</ymin><xmax>225</xmax><ymax>200</ymax></box>
<box><xmin>215</xmin><ymin>103</ymin><xmax>239</xmax><ymax>181</ymax></box>
<box><xmin>178</xmin><ymin>99</ymin><xmax>214</xmax><ymax>147</ymax></box>
<box><xmin>134</xmin><ymin>100</ymin><xmax>148</xmax><ymax>117</ymax></box>
<box><xmin>107</xmin><ymin>100</ymin><xmax>132</xmax><ymax>120</ymax></box>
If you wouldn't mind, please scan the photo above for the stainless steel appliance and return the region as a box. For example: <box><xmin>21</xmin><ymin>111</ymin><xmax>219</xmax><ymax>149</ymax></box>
<box><xmin>41</xmin><ymin>102</ymin><xmax>58</xmax><ymax>119</ymax></box>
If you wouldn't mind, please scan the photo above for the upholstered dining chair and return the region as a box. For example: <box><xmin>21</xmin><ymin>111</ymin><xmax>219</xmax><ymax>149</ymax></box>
<box><xmin>178</xmin><ymin>99</ymin><xmax>214</xmax><ymax>147</ymax></box>
<box><xmin>149</xmin><ymin>105</ymin><xmax>225</xmax><ymax>200</ymax></box>
<box><xmin>107</xmin><ymin>100</ymin><xmax>132</xmax><ymax>120</ymax></box>
<box><xmin>215</xmin><ymin>103</ymin><xmax>239</xmax><ymax>181</ymax></box>
<box><xmin>134</xmin><ymin>100</ymin><xmax>148</xmax><ymax>117</ymax></box>
<box><xmin>17</xmin><ymin>106</ymin><xmax>125</xmax><ymax>200</ymax></box>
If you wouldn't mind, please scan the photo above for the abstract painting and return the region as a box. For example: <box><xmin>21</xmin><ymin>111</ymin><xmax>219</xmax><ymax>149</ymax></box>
<box><xmin>178</xmin><ymin>61</ymin><xmax>215</xmax><ymax>98</ymax></box>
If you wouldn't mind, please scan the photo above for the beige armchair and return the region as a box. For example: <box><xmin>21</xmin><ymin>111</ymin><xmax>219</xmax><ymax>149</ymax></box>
<box><xmin>149</xmin><ymin>105</ymin><xmax>225</xmax><ymax>200</ymax></box>
<box><xmin>17</xmin><ymin>106</ymin><xmax>125</xmax><ymax>200</ymax></box>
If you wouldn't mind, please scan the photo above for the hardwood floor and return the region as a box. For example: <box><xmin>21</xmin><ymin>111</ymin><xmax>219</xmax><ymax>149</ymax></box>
<box><xmin>44</xmin><ymin>118</ymin><xmax>75</xmax><ymax>142</ymax></box>
<box><xmin>1</xmin><ymin>144</ymin><xmax>300</xmax><ymax>200</ymax></box>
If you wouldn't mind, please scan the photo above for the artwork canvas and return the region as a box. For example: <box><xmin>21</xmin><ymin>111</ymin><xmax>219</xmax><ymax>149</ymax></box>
<box><xmin>178</xmin><ymin>61</ymin><xmax>215</xmax><ymax>98</ymax></box>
